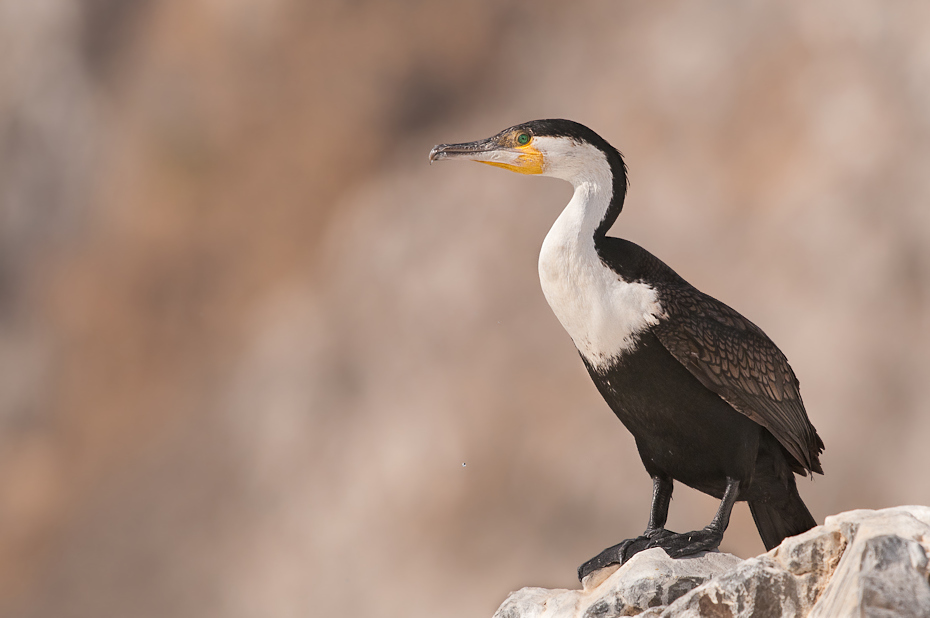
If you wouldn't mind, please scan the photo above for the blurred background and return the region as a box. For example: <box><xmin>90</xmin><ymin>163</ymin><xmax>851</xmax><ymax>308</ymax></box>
<box><xmin>2</xmin><ymin>1</ymin><xmax>930</xmax><ymax>616</ymax></box>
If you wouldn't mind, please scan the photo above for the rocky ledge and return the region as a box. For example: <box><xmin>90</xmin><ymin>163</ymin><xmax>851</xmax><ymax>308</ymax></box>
<box><xmin>493</xmin><ymin>506</ymin><xmax>930</xmax><ymax>617</ymax></box>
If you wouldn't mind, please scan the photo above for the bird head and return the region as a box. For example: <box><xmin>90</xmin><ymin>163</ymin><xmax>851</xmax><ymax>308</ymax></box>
<box><xmin>429</xmin><ymin>119</ymin><xmax>627</xmax><ymax>189</ymax></box>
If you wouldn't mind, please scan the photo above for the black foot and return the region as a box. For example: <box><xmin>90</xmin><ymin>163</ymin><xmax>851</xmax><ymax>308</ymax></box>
<box><xmin>577</xmin><ymin>529</ymin><xmax>676</xmax><ymax>581</ymax></box>
<box><xmin>651</xmin><ymin>527</ymin><xmax>724</xmax><ymax>559</ymax></box>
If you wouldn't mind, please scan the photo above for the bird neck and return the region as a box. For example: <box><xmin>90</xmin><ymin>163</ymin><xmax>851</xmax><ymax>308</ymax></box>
<box><xmin>548</xmin><ymin>153</ymin><xmax>622</xmax><ymax>249</ymax></box>
<box><xmin>537</xmin><ymin>154</ymin><xmax>654</xmax><ymax>368</ymax></box>
<box><xmin>554</xmin><ymin>181</ymin><xmax>612</xmax><ymax>247</ymax></box>
<box><xmin>544</xmin><ymin>140</ymin><xmax>627</xmax><ymax>246</ymax></box>
<box><xmin>539</xmin><ymin>173</ymin><xmax>615</xmax><ymax>291</ymax></box>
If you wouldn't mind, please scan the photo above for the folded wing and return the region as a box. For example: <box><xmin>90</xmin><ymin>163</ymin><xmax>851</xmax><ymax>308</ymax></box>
<box><xmin>651</xmin><ymin>285</ymin><xmax>824</xmax><ymax>475</ymax></box>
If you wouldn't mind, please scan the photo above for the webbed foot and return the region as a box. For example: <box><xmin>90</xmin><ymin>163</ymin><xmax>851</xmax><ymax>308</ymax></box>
<box><xmin>650</xmin><ymin>526</ymin><xmax>724</xmax><ymax>558</ymax></box>
<box><xmin>577</xmin><ymin>528</ymin><xmax>676</xmax><ymax>581</ymax></box>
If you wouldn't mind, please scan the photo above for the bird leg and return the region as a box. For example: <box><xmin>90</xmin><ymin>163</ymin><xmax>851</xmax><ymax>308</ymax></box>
<box><xmin>648</xmin><ymin>477</ymin><xmax>741</xmax><ymax>559</ymax></box>
<box><xmin>577</xmin><ymin>475</ymin><xmax>675</xmax><ymax>581</ymax></box>
<box><xmin>644</xmin><ymin>474</ymin><xmax>673</xmax><ymax>534</ymax></box>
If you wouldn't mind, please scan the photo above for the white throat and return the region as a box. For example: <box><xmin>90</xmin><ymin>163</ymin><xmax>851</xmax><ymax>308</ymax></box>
<box><xmin>536</xmin><ymin>143</ymin><xmax>662</xmax><ymax>369</ymax></box>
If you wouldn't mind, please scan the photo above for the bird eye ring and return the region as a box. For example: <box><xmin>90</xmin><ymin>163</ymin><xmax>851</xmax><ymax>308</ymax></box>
<box><xmin>517</xmin><ymin>132</ymin><xmax>530</xmax><ymax>145</ymax></box>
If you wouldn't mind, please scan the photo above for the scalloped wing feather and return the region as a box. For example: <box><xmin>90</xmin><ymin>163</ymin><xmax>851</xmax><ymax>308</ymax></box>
<box><xmin>651</xmin><ymin>285</ymin><xmax>824</xmax><ymax>475</ymax></box>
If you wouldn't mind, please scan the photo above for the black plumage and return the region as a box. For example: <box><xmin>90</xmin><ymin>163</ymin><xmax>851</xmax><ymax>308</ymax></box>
<box><xmin>584</xmin><ymin>237</ymin><xmax>823</xmax><ymax>574</ymax></box>
<box><xmin>596</xmin><ymin>237</ymin><xmax>824</xmax><ymax>476</ymax></box>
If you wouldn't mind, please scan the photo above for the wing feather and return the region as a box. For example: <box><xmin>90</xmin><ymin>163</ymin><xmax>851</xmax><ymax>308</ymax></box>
<box><xmin>651</xmin><ymin>284</ymin><xmax>824</xmax><ymax>475</ymax></box>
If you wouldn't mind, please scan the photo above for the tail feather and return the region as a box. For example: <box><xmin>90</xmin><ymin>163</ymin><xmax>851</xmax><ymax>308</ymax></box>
<box><xmin>749</xmin><ymin>479</ymin><xmax>817</xmax><ymax>551</ymax></box>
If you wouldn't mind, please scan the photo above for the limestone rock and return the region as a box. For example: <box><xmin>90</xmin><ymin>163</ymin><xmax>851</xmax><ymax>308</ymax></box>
<box><xmin>493</xmin><ymin>549</ymin><xmax>741</xmax><ymax>618</ymax></box>
<box><xmin>492</xmin><ymin>506</ymin><xmax>930</xmax><ymax>617</ymax></box>
<box><xmin>809</xmin><ymin>506</ymin><xmax>930</xmax><ymax>617</ymax></box>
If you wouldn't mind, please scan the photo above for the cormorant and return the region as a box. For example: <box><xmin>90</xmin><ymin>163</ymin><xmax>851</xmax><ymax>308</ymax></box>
<box><xmin>429</xmin><ymin>119</ymin><xmax>824</xmax><ymax>581</ymax></box>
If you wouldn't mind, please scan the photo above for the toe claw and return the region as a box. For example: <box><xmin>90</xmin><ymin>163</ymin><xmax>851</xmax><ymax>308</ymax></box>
<box><xmin>577</xmin><ymin>539</ymin><xmax>633</xmax><ymax>581</ymax></box>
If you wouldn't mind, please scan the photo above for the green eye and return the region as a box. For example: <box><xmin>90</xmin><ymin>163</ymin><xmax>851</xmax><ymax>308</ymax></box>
<box><xmin>517</xmin><ymin>133</ymin><xmax>530</xmax><ymax>145</ymax></box>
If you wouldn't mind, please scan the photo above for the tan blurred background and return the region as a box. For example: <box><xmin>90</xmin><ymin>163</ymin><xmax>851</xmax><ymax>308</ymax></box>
<box><xmin>1</xmin><ymin>1</ymin><xmax>930</xmax><ymax>616</ymax></box>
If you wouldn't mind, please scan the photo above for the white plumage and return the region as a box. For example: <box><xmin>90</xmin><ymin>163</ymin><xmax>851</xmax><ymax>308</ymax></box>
<box><xmin>534</xmin><ymin>137</ymin><xmax>663</xmax><ymax>369</ymax></box>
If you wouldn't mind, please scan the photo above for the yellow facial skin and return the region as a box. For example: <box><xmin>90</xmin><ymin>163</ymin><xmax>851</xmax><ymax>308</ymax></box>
<box><xmin>478</xmin><ymin>131</ymin><xmax>545</xmax><ymax>175</ymax></box>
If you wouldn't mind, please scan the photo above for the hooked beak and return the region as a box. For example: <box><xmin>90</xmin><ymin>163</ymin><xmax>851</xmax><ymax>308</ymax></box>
<box><xmin>429</xmin><ymin>135</ymin><xmax>501</xmax><ymax>164</ymax></box>
<box><xmin>429</xmin><ymin>132</ymin><xmax>545</xmax><ymax>175</ymax></box>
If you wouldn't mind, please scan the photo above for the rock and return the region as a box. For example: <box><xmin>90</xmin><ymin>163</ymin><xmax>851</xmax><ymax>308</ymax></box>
<box><xmin>493</xmin><ymin>549</ymin><xmax>741</xmax><ymax>618</ymax></box>
<box><xmin>769</xmin><ymin>524</ymin><xmax>846</xmax><ymax>607</ymax></box>
<box><xmin>492</xmin><ymin>506</ymin><xmax>930</xmax><ymax>617</ymax></box>
<box><xmin>659</xmin><ymin>555</ymin><xmax>808</xmax><ymax>617</ymax></box>
<box><xmin>809</xmin><ymin>506</ymin><xmax>930</xmax><ymax>617</ymax></box>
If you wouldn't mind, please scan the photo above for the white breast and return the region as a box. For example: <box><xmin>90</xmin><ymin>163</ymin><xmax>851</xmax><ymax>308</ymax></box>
<box><xmin>534</xmin><ymin>141</ymin><xmax>663</xmax><ymax>370</ymax></box>
<box><xmin>539</xmin><ymin>230</ymin><xmax>662</xmax><ymax>370</ymax></box>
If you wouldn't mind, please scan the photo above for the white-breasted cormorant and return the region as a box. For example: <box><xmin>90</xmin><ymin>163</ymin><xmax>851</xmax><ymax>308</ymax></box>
<box><xmin>429</xmin><ymin>119</ymin><xmax>824</xmax><ymax>581</ymax></box>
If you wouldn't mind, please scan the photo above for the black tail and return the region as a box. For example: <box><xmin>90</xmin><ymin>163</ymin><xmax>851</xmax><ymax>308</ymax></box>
<box><xmin>749</xmin><ymin>477</ymin><xmax>817</xmax><ymax>551</ymax></box>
